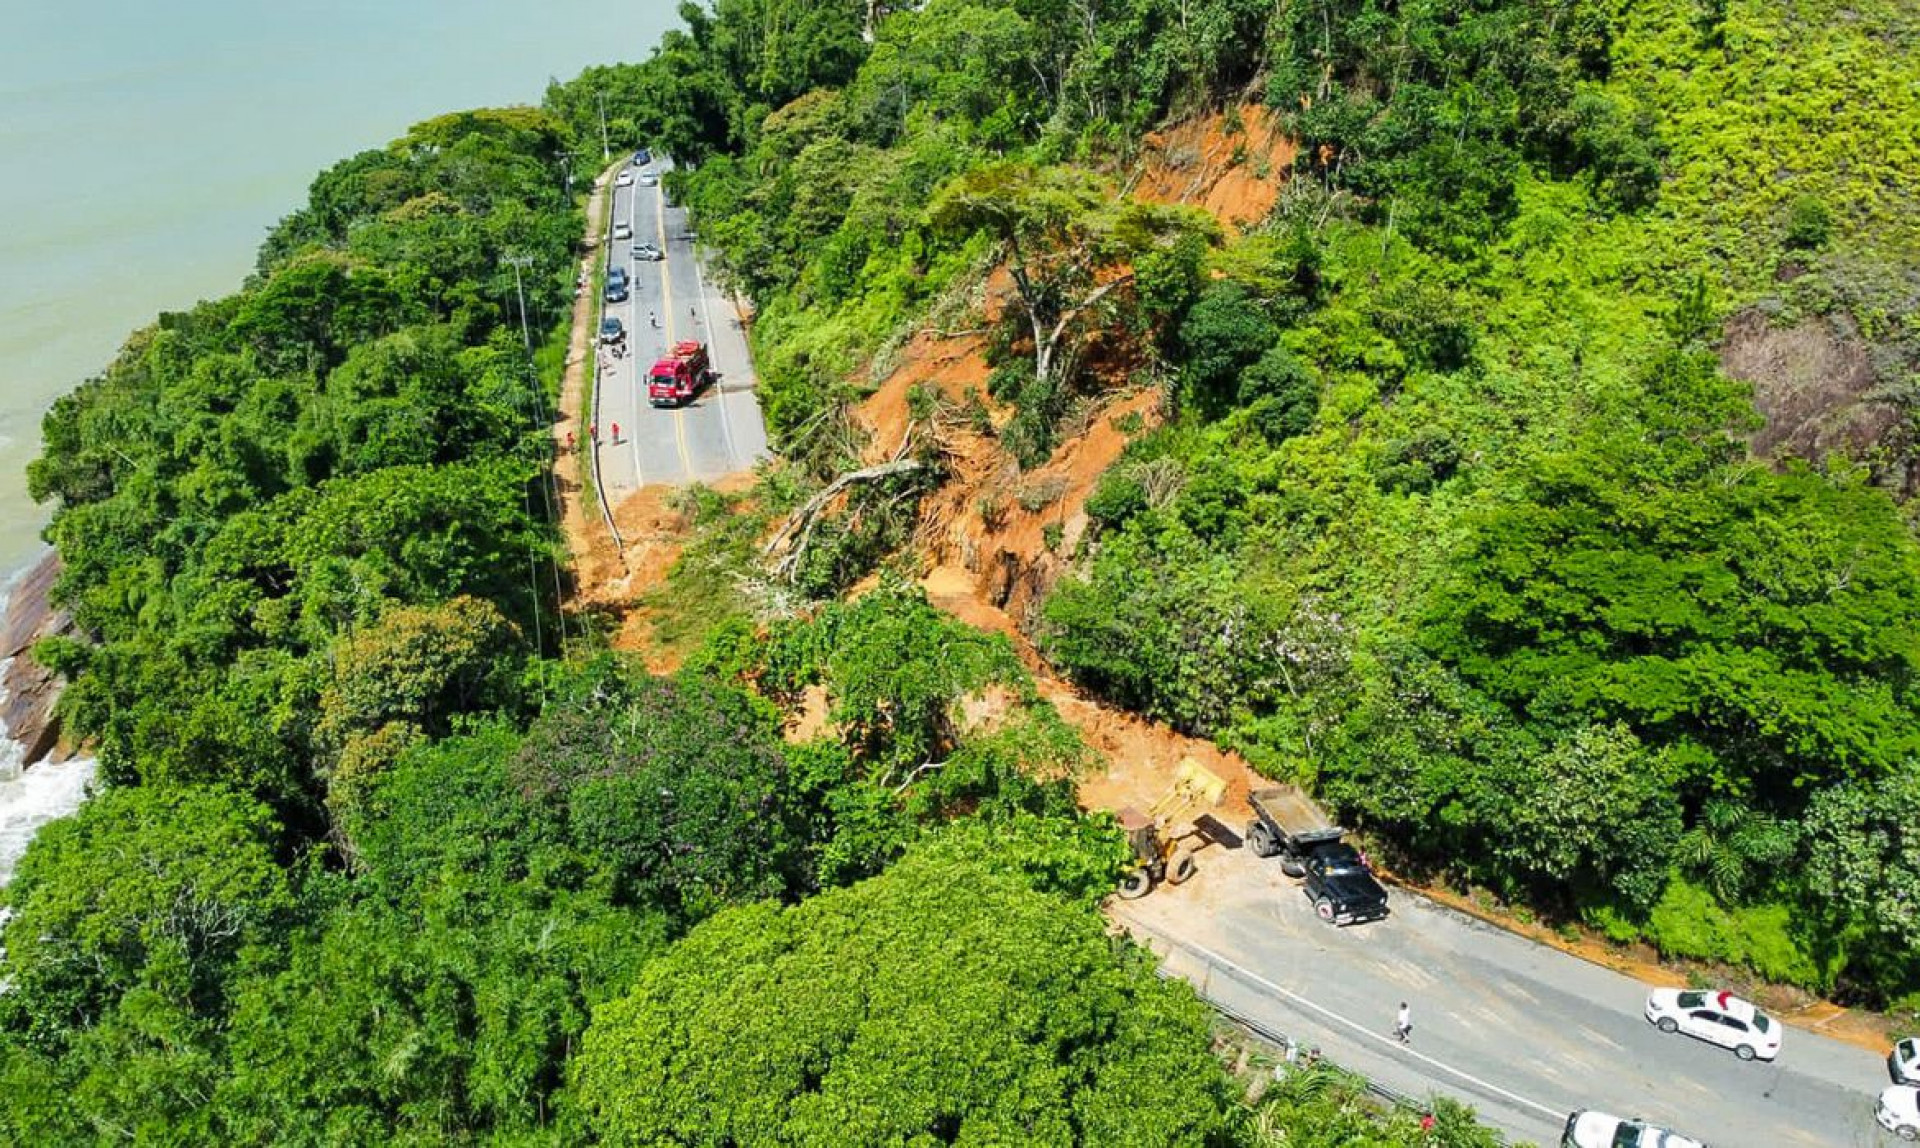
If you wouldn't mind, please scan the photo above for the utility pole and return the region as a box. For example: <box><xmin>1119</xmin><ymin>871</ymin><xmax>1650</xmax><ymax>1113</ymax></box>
<box><xmin>596</xmin><ymin>91</ymin><xmax>611</xmax><ymax>161</ymax></box>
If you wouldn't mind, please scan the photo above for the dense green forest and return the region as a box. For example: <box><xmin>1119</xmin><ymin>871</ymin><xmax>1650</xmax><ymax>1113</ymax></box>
<box><xmin>7</xmin><ymin>0</ymin><xmax>1919</xmax><ymax>1141</ymax></box>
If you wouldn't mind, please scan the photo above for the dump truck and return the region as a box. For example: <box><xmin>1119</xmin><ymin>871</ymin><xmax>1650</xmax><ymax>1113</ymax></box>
<box><xmin>1244</xmin><ymin>788</ymin><xmax>1342</xmax><ymax>866</ymax></box>
<box><xmin>1116</xmin><ymin>758</ymin><xmax>1227</xmax><ymax>899</ymax></box>
<box><xmin>1246</xmin><ymin>788</ymin><xmax>1389</xmax><ymax>925</ymax></box>
<box><xmin>647</xmin><ymin>340</ymin><xmax>712</xmax><ymax>407</ymax></box>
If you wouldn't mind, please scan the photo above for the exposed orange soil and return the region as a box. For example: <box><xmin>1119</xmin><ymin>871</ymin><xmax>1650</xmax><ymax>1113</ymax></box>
<box><xmin>1132</xmin><ymin>104</ymin><xmax>1295</xmax><ymax>236</ymax></box>
<box><xmin>847</xmin><ymin>104</ymin><xmax>1301</xmax><ymax>817</ymax></box>
<box><xmin>859</xmin><ymin>327</ymin><xmax>994</xmax><ymax>464</ymax></box>
<box><xmin>783</xmin><ymin>683</ymin><xmax>834</xmax><ymax>745</ymax></box>
<box><xmin>593</xmin><ymin>472</ymin><xmax>758</xmax><ymax>672</ymax></box>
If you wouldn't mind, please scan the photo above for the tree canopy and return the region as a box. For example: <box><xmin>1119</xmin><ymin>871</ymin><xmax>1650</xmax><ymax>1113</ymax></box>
<box><xmin>575</xmin><ymin>842</ymin><xmax>1237</xmax><ymax>1147</ymax></box>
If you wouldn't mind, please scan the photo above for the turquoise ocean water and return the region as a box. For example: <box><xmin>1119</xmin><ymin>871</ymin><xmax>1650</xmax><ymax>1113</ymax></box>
<box><xmin>0</xmin><ymin>0</ymin><xmax>675</xmax><ymax>576</ymax></box>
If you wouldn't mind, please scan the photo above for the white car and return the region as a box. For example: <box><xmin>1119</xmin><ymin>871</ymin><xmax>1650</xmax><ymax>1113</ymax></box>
<box><xmin>631</xmin><ymin>242</ymin><xmax>664</xmax><ymax>262</ymax></box>
<box><xmin>615</xmin><ymin>170</ymin><xmax>633</xmax><ymax>187</ymax></box>
<box><xmin>639</xmin><ymin>169</ymin><xmax>658</xmax><ymax>187</ymax></box>
<box><xmin>612</xmin><ymin>221</ymin><xmax>633</xmax><ymax>241</ymax></box>
<box><xmin>1892</xmin><ymin>1037</ymin><xmax>1920</xmax><ymax>1085</ymax></box>
<box><xmin>1878</xmin><ymin>1085</ymin><xmax>1920</xmax><ymax>1140</ymax></box>
<box><xmin>1561</xmin><ymin>1109</ymin><xmax>1705</xmax><ymax>1148</ymax></box>
<box><xmin>1644</xmin><ymin>988</ymin><xmax>1781</xmax><ymax>1062</ymax></box>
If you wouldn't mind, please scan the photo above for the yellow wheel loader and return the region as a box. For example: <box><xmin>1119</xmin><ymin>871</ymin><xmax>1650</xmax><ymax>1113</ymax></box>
<box><xmin>1115</xmin><ymin>757</ymin><xmax>1227</xmax><ymax>899</ymax></box>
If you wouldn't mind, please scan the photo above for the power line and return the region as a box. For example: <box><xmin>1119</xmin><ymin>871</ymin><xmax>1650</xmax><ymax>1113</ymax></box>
<box><xmin>504</xmin><ymin>254</ymin><xmax>570</xmax><ymax>659</ymax></box>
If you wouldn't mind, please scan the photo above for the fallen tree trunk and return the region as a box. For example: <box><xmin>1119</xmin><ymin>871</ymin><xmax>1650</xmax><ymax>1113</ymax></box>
<box><xmin>762</xmin><ymin>458</ymin><xmax>924</xmax><ymax>580</ymax></box>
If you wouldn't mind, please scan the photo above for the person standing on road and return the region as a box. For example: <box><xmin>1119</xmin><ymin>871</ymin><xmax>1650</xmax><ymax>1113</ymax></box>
<box><xmin>1393</xmin><ymin>1001</ymin><xmax>1412</xmax><ymax>1043</ymax></box>
<box><xmin>649</xmin><ymin>310</ymin><xmax>657</xmax><ymax>328</ymax></box>
<box><xmin>611</xmin><ymin>422</ymin><xmax>620</xmax><ymax>444</ymax></box>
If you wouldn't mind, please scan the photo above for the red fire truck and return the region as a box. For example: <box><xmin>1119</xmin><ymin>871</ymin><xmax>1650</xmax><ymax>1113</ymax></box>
<box><xmin>646</xmin><ymin>340</ymin><xmax>713</xmax><ymax>408</ymax></box>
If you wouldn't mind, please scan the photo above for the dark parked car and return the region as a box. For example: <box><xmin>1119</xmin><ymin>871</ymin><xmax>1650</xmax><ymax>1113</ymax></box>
<box><xmin>633</xmin><ymin>147</ymin><xmax>652</xmax><ymax>165</ymax></box>
<box><xmin>598</xmin><ymin>317</ymin><xmax>625</xmax><ymax>344</ymax></box>
<box><xmin>1301</xmin><ymin>841</ymin><xmax>1390</xmax><ymax>925</ymax></box>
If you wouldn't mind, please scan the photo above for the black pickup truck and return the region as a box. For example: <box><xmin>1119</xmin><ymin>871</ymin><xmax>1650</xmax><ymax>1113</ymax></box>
<box><xmin>1298</xmin><ymin>840</ymin><xmax>1389</xmax><ymax>925</ymax></box>
<box><xmin>1246</xmin><ymin>788</ymin><xmax>1390</xmax><ymax>926</ymax></box>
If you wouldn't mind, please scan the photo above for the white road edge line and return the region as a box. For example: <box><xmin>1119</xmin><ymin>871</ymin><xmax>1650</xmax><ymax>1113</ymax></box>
<box><xmin>1127</xmin><ymin>916</ymin><xmax>1566</xmax><ymax>1122</ymax></box>
<box><xmin>686</xmin><ymin>216</ymin><xmax>739</xmax><ymax>472</ymax></box>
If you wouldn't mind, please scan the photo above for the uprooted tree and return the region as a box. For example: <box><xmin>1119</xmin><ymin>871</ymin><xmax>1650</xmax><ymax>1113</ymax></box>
<box><xmin>929</xmin><ymin>164</ymin><xmax>1222</xmax><ymax>388</ymax></box>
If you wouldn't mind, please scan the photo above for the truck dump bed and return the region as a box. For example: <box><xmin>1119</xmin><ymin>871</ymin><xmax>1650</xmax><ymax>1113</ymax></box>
<box><xmin>1248</xmin><ymin>787</ymin><xmax>1341</xmax><ymax>843</ymax></box>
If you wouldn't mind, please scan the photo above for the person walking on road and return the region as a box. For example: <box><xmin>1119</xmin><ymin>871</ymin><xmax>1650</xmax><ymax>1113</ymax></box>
<box><xmin>648</xmin><ymin>310</ymin><xmax>657</xmax><ymax>328</ymax></box>
<box><xmin>1393</xmin><ymin>1001</ymin><xmax>1412</xmax><ymax>1043</ymax></box>
<box><xmin>611</xmin><ymin>422</ymin><xmax>620</xmax><ymax>444</ymax></box>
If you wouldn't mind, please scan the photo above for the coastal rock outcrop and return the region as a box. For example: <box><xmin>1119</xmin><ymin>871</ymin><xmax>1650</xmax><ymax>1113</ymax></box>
<box><xmin>2</xmin><ymin>551</ymin><xmax>72</xmax><ymax>765</ymax></box>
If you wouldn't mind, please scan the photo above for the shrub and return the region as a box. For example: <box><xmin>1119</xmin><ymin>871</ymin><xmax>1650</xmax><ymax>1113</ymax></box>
<box><xmin>1644</xmin><ymin>878</ymin><xmax>1827</xmax><ymax>988</ymax></box>
<box><xmin>1085</xmin><ymin>470</ymin><xmax>1149</xmax><ymax>529</ymax></box>
<box><xmin>1784</xmin><ymin>195</ymin><xmax>1833</xmax><ymax>250</ymax></box>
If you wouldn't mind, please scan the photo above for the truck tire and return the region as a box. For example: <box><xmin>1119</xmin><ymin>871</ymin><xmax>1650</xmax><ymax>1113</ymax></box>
<box><xmin>1167</xmin><ymin>849</ymin><xmax>1198</xmax><ymax>886</ymax></box>
<box><xmin>1118</xmin><ymin>871</ymin><xmax>1153</xmax><ymax>900</ymax></box>
<box><xmin>1314</xmin><ymin>896</ymin><xmax>1337</xmax><ymax>923</ymax></box>
<box><xmin>1281</xmin><ymin>855</ymin><xmax>1307</xmax><ymax>879</ymax></box>
<box><xmin>1247</xmin><ymin>822</ymin><xmax>1280</xmax><ymax>858</ymax></box>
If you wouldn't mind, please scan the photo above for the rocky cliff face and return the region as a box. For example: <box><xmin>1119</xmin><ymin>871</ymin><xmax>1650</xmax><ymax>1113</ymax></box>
<box><xmin>2</xmin><ymin>551</ymin><xmax>72</xmax><ymax>765</ymax></box>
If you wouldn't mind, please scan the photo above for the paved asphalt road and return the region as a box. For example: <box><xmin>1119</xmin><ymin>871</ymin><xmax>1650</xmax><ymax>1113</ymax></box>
<box><xmin>592</xmin><ymin>157</ymin><xmax>768</xmax><ymax>493</ymax></box>
<box><xmin>1117</xmin><ymin>843</ymin><xmax>1899</xmax><ymax>1147</ymax></box>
